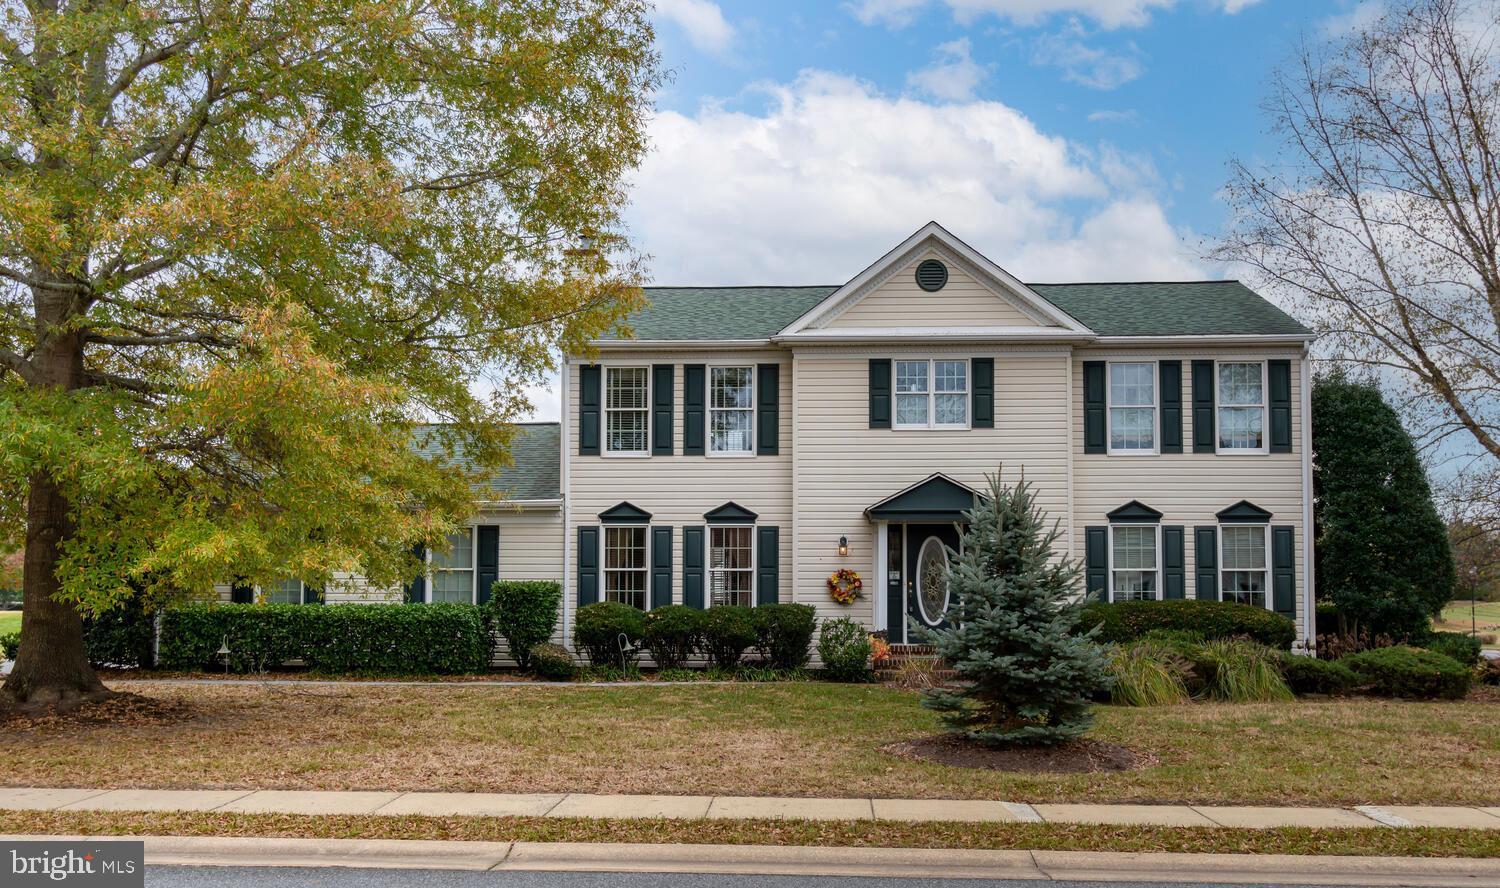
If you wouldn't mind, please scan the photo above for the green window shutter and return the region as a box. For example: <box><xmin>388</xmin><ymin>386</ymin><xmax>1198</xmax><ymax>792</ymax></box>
<box><xmin>1192</xmin><ymin>360</ymin><xmax>1215</xmax><ymax>453</ymax></box>
<box><xmin>579</xmin><ymin>365</ymin><xmax>601</xmax><ymax>456</ymax></box>
<box><xmin>1271</xmin><ymin>525</ymin><xmax>1296</xmax><ymax>621</ymax></box>
<box><xmin>1194</xmin><ymin>526</ymin><xmax>1218</xmax><ymax>599</ymax></box>
<box><xmin>230</xmin><ymin>578</ymin><xmax>254</xmax><ymax>604</ymax></box>
<box><xmin>577</xmin><ymin>526</ymin><xmax>600</xmax><ymax>606</ymax></box>
<box><xmin>402</xmin><ymin>545</ymin><xmax>426</xmax><ymax>604</ymax></box>
<box><xmin>868</xmin><ymin>359</ymin><xmax>891</xmax><ymax>429</ymax></box>
<box><xmin>683</xmin><ymin>364</ymin><xmax>706</xmax><ymax>455</ymax></box>
<box><xmin>682</xmin><ymin>526</ymin><xmax>705</xmax><ymax>609</ymax></box>
<box><xmin>1084</xmin><ymin>525</ymin><xmax>1107</xmax><ymax>600</ymax></box>
<box><xmin>1160</xmin><ymin>360</ymin><xmax>1183</xmax><ymax>453</ymax></box>
<box><xmin>1162</xmin><ymin>525</ymin><xmax>1185</xmax><ymax>599</ymax></box>
<box><xmin>651</xmin><ymin>526</ymin><xmax>673</xmax><ymax>609</ymax></box>
<box><xmin>757</xmin><ymin>363</ymin><xmax>779</xmax><ymax>455</ymax></box>
<box><xmin>1082</xmin><ymin>362</ymin><xmax>1106</xmax><ymax>454</ymax></box>
<box><xmin>651</xmin><ymin>364</ymin><xmax>674</xmax><ymax>456</ymax></box>
<box><xmin>476</xmin><ymin>525</ymin><xmax>499</xmax><ymax>605</ymax></box>
<box><xmin>756</xmin><ymin>526</ymin><xmax>780</xmax><ymax>605</ymax></box>
<box><xmin>971</xmin><ymin>357</ymin><xmax>994</xmax><ymax>428</ymax></box>
<box><xmin>1268</xmin><ymin>360</ymin><xmax>1292</xmax><ymax>453</ymax></box>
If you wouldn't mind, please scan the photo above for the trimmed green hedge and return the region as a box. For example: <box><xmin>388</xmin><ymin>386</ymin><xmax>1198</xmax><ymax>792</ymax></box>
<box><xmin>1341</xmin><ymin>646</ymin><xmax>1472</xmax><ymax>700</ymax></box>
<box><xmin>483</xmin><ymin>580</ymin><xmax>561</xmax><ymax>670</ymax></box>
<box><xmin>1421</xmin><ymin>631</ymin><xmax>1482</xmax><ymax>667</ymax></box>
<box><xmin>529</xmin><ymin>642</ymin><xmax>576</xmax><ymax>680</ymax></box>
<box><xmin>1279</xmin><ymin>654</ymin><xmax>1359</xmax><ymax>696</ymax></box>
<box><xmin>574</xmin><ymin>601</ymin><xmax>646</xmax><ymax>667</ymax></box>
<box><xmin>642</xmin><ymin>605</ymin><xmax>703</xmax><ymax>669</ymax></box>
<box><xmin>159</xmin><ymin>603</ymin><xmax>488</xmax><ymax>675</ymax></box>
<box><xmin>1079</xmin><ymin>600</ymin><xmax>1296</xmax><ymax>649</ymax></box>
<box><xmin>754</xmin><ymin>603</ymin><xmax>816</xmax><ymax>669</ymax></box>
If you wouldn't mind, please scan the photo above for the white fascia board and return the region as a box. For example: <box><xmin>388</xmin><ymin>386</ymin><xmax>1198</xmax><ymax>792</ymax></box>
<box><xmin>1092</xmin><ymin>334</ymin><xmax>1317</xmax><ymax>347</ymax></box>
<box><xmin>779</xmin><ymin>221</ymin><xmax>1095</xmax><ymax>336</ymax></box>
<box><xmin>584</xmin><ymin>339</ymin><xmax>776</xmax><ymax>351</ymax></box>
<box><xmin>774</xmin><ymin>327</ymin><xmax>1096</xmax><ymax>344</ymax></box>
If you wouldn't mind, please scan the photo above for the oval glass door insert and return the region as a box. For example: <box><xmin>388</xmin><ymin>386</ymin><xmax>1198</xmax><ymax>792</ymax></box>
<box><xmin>916</xmin><ymin>536</ymin><xmax>950</xmax><ymax>625</ymax></box>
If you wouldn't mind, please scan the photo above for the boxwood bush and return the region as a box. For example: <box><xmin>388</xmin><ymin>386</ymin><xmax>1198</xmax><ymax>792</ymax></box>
<box><xmin>1421</xmin><ymin>631</ymin><xmax>1482</xmax><ymax>668</ymax></box>
<box><xmin>0</xmin><ymin>631</ymin><xmax>17</xmax><ymax>660</ymax></box>
<box><xmin>1341</xmin><ymin>646</ymin><xmax>1472</xmax><ymax>700</ymax></box>
<box><xmin>483</xmin><ymin>580</ymin><xmax>561</xmax><ymax>669</ymax></box>
<box><xmin>642</xmin><ymin>605</ymin><xmax>703</xmax><ymax>669</ymax></box>
<box><xmin>817</xmin><ymin>617</ymin><xmax>872</xmax><ymax>682</ymax></box>
<box><xmin>754</xmin><ymin>603</ymin><xmax>816</xmax><ymax>669</ymax></box>
<box><xmin>701</xmin><ymin>605</ymin><xmax>758</xmax><ymax>669</ymax></box>
<box><xmin>1079</xmin><ymin>600</ymin><xmax>1296</xmax><ymax>649</ymax></box>
<box><xmin>158</xmin><ymin>603</ymin><xmax>488</xmax><ymax>675</ymax></box>
<box><xmin>528</xmin><ymin>642</ymin><xmax>577</xmax><ymax>680</ymax></box>
<box><xmin>574</xmin><ymin>601</ymin><xmax>647</xmax><ymax>667</ymax></box>
<box><xmin>1279</xmin><ymin>654</ymin><xmax>1359</xmax><ymax>696</ymax></box>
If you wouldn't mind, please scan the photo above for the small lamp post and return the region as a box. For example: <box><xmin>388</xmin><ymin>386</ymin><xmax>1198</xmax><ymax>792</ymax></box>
<box><xmin>217</xmin><ymin>637</ymin><xmax>232</xmax><ymax>675</ymax></box>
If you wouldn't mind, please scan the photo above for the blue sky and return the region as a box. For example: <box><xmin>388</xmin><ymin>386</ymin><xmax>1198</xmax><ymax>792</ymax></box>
<box><xmin>522</xmin><ymin>0</ymin><xmax>1380</xmax><ymax>418</ymax></box>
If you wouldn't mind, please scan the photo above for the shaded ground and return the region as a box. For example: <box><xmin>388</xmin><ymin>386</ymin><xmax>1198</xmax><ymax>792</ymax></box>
<box><xmin>4</xmin><ymin>682</ymin><xmax>1497</xmax><ymax>805</ymax></box>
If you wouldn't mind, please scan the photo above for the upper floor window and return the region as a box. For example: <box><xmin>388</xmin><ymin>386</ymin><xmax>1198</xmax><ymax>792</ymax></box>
<box><xmin>1108</xmin><ymin>362</ymin><xmax>1155</xmax><ymax>453</ymax></box>
<box><xmin>895</xmin><ymin>359</ymin><xmax>968</xmax><ymax>429</ymax></box>
<box><xmin>430</xmin><ymin>528</ymin><xmax>473</xmax><ymax>603</ymax></box>
<box><xmin>1218</xmin><ymin>362</ymin><xmax>1265</xmax><ymax>452</ymax></box>
<box><xmin>604</xmin><ymin>525</ymin><xmax>648</xmax><ymax>609</ymax></box>
<box><xmin>267</xmin><ymin>579</ymin><xmax>309</xmax><ymax>605</ymax></box>
<box><xmin>1220</xmin><ymin>525</ymin><xmax>1269</xmax><ymax>607</ymax></box>
<box><xmin>710</xmin><ymin>366</ymin><xmax>754</xmax><ymax>454</ymax></box>
<box><xmin>709</xmin><ymin>525</ymin><xmax>753</xmax><ymax>607</ymax></box>
<box><xmin>605</xmin><ymin>367</ymin><xmax>649</xmax><ymax>455</ymax></box>
<box><xmin>1110</xmin><ymin>525</ymin><xmax>1159</xmax><ymax>601</ymax></box>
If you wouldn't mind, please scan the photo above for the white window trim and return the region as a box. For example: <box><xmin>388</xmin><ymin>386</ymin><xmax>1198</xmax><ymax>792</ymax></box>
<box><xmin>707</xmin><ymin>364</ymin><xmax>756</xmax><ymax>458</ymax></box>
<box><xmin>706</xmin><ymin>523</ymin><xmax>756</xmax><ymax>608</ymax></box>
<box><xmin>603</xmin><ymin>366</ymin><xmax>651</xmax><ymax>458</ymax></box>
<box><xmin>1218</xmin><ymin>523</ymin><xmax>1274</xmax><ymax>610</ymax></box>
<box><xmin>1215</xmin><ymin>359</ymin><xmax>1269</xmax><ymax>456</ymax></box>
<box><xmin>264</xmin><ymin>579</ymin><xmax>312</xmax><ymax>605</ymax></box>
<box><xmin>892</xmin><ymin>358</ymin><xmax>972</xmax><ymax>431</ymax></box>
<box><xmin>1106</xmin><ymin>361</ymin><xmax>1159</xmax><ymax>456</ymax></box>
<box><xmin>1108</xmin><ymin>524</ymin><xmax>1161</xmax><ymax>603</ymax></box>
<box><xmin>601</xmin><ymin>523</ymin><xmax>651</xmax><ymax>610</ymax></box>
<box><xmin>427</xmin><ymin>525</ymin><xmax>477</xmax><ymax>605</ymax></box>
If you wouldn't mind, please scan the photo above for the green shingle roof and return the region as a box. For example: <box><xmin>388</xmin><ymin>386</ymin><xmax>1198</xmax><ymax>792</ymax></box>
<box><xmin>603</xmin><ymin>281</ymin><xmax>1308</xmax><ymax>340</ymax></box>
<box><xmin>413</xmin><ymin>423</ymin><xmax>560</xmax><ymax>501</ymax></box>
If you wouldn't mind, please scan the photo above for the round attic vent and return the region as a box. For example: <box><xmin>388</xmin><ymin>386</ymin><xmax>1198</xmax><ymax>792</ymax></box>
<box><xmin>915</xmin><ymin>258</ymin><xmax>948</xmax><ymax>292</ymax></box>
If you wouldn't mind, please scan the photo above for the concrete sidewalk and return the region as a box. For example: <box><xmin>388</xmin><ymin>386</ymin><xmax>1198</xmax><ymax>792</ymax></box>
<box><xmin>3</xmin><ymin>787</ymin><xmax>1499</xmax><ymax>829</ymax></box>
<box><xmin>4</xmin><ymin>834</ymin><xmax>1497</xmax><ymax>886</ymax></box>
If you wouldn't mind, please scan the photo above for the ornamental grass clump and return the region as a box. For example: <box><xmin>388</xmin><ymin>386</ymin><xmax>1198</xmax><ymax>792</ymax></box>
<box><xmin>1107</xmin><ymin>641</ymin><xmax>1191</xmax><ymax>707</ymax></box>
<box><xmin>919</xmin><ymin>469</ymin><xmax>1111</xmax><ymax>747</ymax></box>
<box><xmin>1189</xmin><ymin>638</ymin><xmax>1293</xmax><ymax>703</ymax></box>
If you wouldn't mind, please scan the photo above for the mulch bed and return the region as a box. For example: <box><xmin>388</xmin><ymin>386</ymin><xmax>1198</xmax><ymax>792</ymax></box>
<box><xmin>0</xmin><ymin>691</ymin><xmax>197</xmax><ymax>731</ymax></box>
<box><xmin>884</xmin><ymin>733</ymin><xmax>1153</xmax><ymax>774</ymax></box>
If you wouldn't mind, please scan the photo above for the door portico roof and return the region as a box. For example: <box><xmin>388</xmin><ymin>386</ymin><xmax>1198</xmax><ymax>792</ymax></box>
<box><xmin>865</xmin><ymin>473</ymin><xmax>986</xmax><ymax>523</ymax></box>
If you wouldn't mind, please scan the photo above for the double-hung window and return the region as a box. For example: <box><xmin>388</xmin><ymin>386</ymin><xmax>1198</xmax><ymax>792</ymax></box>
<box><xmin>266</xmin><ymin>579</ymin><xmax>307</xmax><ymax>605</ymax></box>
<box><xmin>1110</xmin><ymin>525</ymin><xmax>1159</xmax><ymax>601</ymax></box>
<box><xmin>605</xmin><ymin>367</ymin><xmax>649</xmax><ymax>455</ymax></box>
<box><xmin>894</xmin><ymin>359</ymin><xmax>968</xmax><ymax>429</ymax></box>
<box><xmin>604</xmin><ymin>525</ymin><xmax>648</xmax><ymax>609</ymax></box>
<box><xmin>1218</xmin><ymin>362</ymin><xmax>1266</xmax><ymax>452</ymax></box>
<box><xmin>708</xmin><ymin>526</ymin><xmax>753</xmax><ymax>607</ymax></box>
<box><xmin>710</xmin><ymin>367</ymin><xmax>754</xmax><ymax>454</ymax></box>
<box><xmin>1220</xmin><ymin>525</ymin><xmax>1269</xmax><ymax>607</ymax></box>
<box><xmin>430</xmin><ymin>528</ymin><xmax>474</xmax><ymax>603</ymax></box>
<box><xmin>1108</xmin><ymin>362</ymin><xmax>1156</xmax><ymax>453</ymax></box>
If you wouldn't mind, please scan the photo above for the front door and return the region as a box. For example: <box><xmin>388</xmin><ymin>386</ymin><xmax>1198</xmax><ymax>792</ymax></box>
<box><xmin>905</xmin><ymin>522</ymin><xmax>961</xmax><ymax>637</ymax></box>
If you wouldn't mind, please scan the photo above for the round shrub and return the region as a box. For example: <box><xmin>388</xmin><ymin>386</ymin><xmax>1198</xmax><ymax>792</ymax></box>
<box><xmin>817</xmin><ymin>617</ymin><xmax>872</xmax><ymax>682</ymax></box>
<box><xmin>528</xmin><ymin>642</ymin><xmax>576</xmax><ymax>680</ymax></box>
<box><xmin>1279</xmin><ymin>654</ymin><xmax>1359</xmax><ymax>696</ymax></box>
<box><xmin>574</xmin><ymin>601</ymin><xmax>646</xmax><ymax>667</ymax></box>
<box><xmin>0</xmin><ymin>631</ymin><xmax>18</xmax><ymax>660</ymax></box>
<box><xmin>1421</xmin><ymin>631</ymin><xmax>1482</xmax><ymax>668</ymax></box>
<box><xmin>1342</xmin><ymin>646</ymin><xmax>1472</xmax><ymax>699</ymax></box>
<box><xmin>754</xmin><ymin>603</ymin><xmax>816</xmax><ymax>669</ymax></box>
<box><xmin>701</xmin><ymin>605</ymin><xmax>757</xmax><ymax>669</ymax></box>
<box><xmin>1078</xmin><ymin>599</ymin><xmax>1296</xmax><ymax>649</ymax></box>
<box><xmin>484</xmin><ymin>580</ymin><xmax>561</xmax><ymax>670</ymax></box>
<box><xmin>642</xmin><ymin>605</ymin><xmax>704</xmax><ymax>669</ymax></box>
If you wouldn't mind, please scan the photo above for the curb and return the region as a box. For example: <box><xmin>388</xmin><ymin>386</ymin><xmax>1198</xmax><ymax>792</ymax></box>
<box><xmin>5</xmin><ymin>835</ymin><xmax>1498</xmax><ymax>885</ymax></box>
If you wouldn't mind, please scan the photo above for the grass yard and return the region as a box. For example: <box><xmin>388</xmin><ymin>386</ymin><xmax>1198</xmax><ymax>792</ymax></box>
<box><xmin>1437</xmin><ymin>600</ymin><xmax>1500</xmax><ymax>648</ymax></box>
<box><xmin>5</xmin><ymin>682</ymin><xmax>1497</xmax><ymax>805</ymax></box>
<box><xmin>0</xmin><ymin>610</ymin><xmax>19</xmax><ymax>636</ymax></box>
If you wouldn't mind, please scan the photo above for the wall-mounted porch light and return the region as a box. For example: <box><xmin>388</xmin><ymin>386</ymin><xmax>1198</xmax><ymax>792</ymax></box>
<box><xmin>838</xmin><ymin>536</ymin><xmax>849</xmax><ymax>557</ymax></box>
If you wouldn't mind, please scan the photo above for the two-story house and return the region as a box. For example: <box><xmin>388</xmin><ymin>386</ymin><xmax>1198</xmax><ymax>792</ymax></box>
<box><xmin>221</xmin><ymin>222</ymin><xmax>1317</xmax><ymax>653</ymax></box>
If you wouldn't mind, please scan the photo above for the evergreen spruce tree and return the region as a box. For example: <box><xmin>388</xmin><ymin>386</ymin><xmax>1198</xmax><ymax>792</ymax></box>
<box><xmin>919</xmin><ymin>470</ymin><xmax>1110</xmax><ymax>747</ymax></box>
<box><xmin>1313</xmin><ymin>373</ymin><xmax>1457</xmax><ymax>639</ymax></box>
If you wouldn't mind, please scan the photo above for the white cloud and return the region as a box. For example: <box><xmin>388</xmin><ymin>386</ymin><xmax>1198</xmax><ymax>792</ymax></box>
<box><xmin>624</xmin><ymin>70</ymin><xmax>1202</xmax><ymax>289</ymax></box>
<box><xmin>1032</xmin><ymin>23</ymin><xmax>1145</xmax><ymax>90</ymax></box>
<box><xmin>655</xmin><ymin>0</ymin><xmax>736</xmax><ymax>55</ymax></box>
<box><xmin>850</xmin><ymin>0</ymin><xmax>1175</xmax><ymax>30</ymax></box>
<box><xmin>845</xmin><ymin>0</ymin><xmax>931</xmax><ymax>28</ymax></box>
<box><xmin>1319</xmin><ymin>1</ymin><xmax>1385</xmax><ymax>37</ymax></box>
<box><xmin>907</xmin><ymin>38</ymin><xmax>990</xmax><ymax>101</ymax></box>
<box><xmin>1220</xmin><ymin>0</ymin><xmax>1264</xmax><ymax>13</ymax></box>
<box><xmin>1087</xmin><ymin>109</ymin><xmax>1138</xmax><ymax>123</ymax></box>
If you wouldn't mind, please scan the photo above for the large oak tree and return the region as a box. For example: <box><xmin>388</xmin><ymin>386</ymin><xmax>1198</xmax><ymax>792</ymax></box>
<box><xmin>0</xmin><ymin>0</ymin><xmax>659</xmax><ymax>707</ymax></box>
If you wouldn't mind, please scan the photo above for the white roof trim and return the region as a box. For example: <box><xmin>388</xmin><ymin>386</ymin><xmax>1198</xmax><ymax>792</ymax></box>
<box><xmin>775</xmin><ymin>326</ymin><xmax>1094</xmax><ymax>344</ymax></box>
<box><xmin>586</xmin><ymin>338</ymin><xmax>774</xmax><ymax>350</ymax></box>
<box><xmin>778</xmin><ymin>222</ymin><xmax>1094</xmax><ymax>337</ymax></box>
<box><xmin>863</xmin><ymin>471</ymin><xmax>985</xmax><ymax>517</ymax></box>
<box><xmin>1092</xmin><ymin>334</ymin><xmax>1316</xmax><ymax>346</ymax></box>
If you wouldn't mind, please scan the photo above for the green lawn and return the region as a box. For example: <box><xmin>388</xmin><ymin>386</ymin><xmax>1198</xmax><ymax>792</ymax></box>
<box><xmin>0</xmin><ymin>611</ymin><xmax>18</xmax><ymax>636</ymax></box>
<box><xmin>1437</xmin><ymin>600</ymin><xmax>1500</xmax><ymax>641</ymax></box>
<box><xmin>5</xmin><ymin>681</ymin><xmax>1496</xmax><ymax>805</ymax></box>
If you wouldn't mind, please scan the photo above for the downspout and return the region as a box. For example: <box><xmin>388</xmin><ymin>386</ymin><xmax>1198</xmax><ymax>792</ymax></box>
<box><xmin>560</xmin><ymin>359</ymin><xmax>573</xmax><ymax>652</ymax></box>
<box><xmin>1299</xmin><ymin>349</ymin><xmax>1317</xmax><ymax>656</ymax></box>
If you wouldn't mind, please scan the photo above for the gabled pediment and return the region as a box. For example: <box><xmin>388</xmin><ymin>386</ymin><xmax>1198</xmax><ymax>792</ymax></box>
<box><xmin>1107</xmin><ymin>500</ymin><xmax>1164</xmax><ymax>524</ymax></box>
<box><xmin>865</xmin><ymin>473</ymin><xmax>986</xmax><ymax>523</ymax></box>
<box><xmin>1216</xmin><ymin>500</ymin><xmax>1273</xmax><ymax>523</ymax></box>
<box><xmin>778</xmin><ymin>222</ymin><xmax>1093</xmax><ymax>339</ymax></box>
<box><xmin>704</xmin><ymin>501</ymin><xmax>758</xmax><ymax>523</ymax></box>
<box><xmin>599</xmin><ymin>501</ymin><xmax>652</xmax><ymax>524</ymax></box>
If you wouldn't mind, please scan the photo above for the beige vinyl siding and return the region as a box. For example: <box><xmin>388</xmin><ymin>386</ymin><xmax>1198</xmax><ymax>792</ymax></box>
<box><xmin>822</xmin><ymin>252</ymin><xmax>1055</xmax><ymax>330</ymax></box>
<box><xmin>791</xmin><ymin>346</ymin><xmax>1072</xmax><ymax>628</ymax></box>
<box><xmin>567</xmin><ymin>350</ymin><xmax>794</xmax><ymax>614</ymax></box>
<box><xmin>1072</xmin><ymin>348</ymin><xmax>1307</xmax><ymax>633</ymax></box>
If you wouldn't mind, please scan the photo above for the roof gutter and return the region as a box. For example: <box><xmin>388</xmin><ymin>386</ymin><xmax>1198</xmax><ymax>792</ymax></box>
<box><xmin>772</xmin><ymin>329</ymin><xmax>1095</xmax><ymax>345</ymax></box>
<box><xmin>475</xmin><ymin>498</ymin><xmax>563</xmax><ymax>511</ymax></box>
<box><xmin>1093</xmin><ymin>334</ymin><xmax>1317</xmax><ymax>346</ymax></box>
<box><xmin>585</xmin><ymin>338</ymin><xmax>775</xmax><ymax>350</ymax></box>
